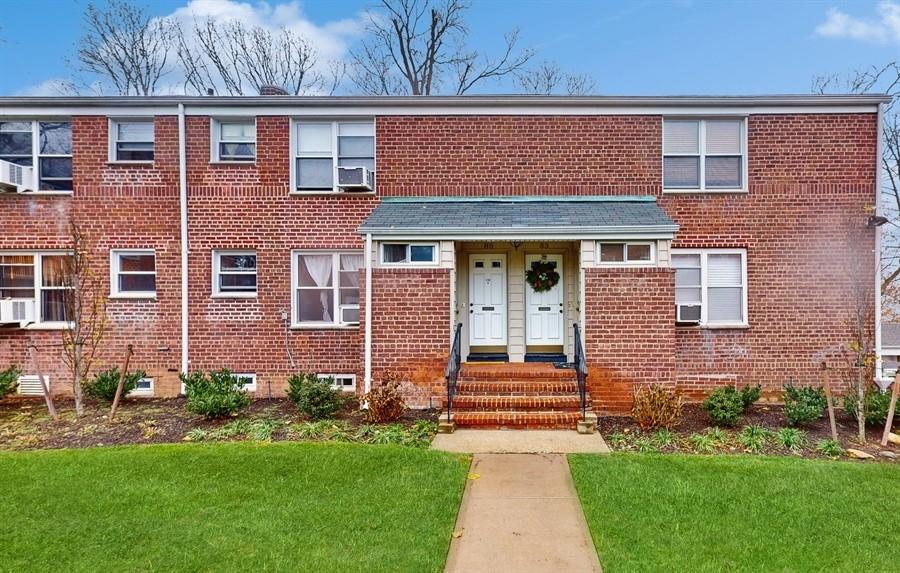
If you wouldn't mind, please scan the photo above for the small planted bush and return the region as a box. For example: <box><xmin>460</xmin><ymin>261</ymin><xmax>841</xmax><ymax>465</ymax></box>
<box><xmin>181</xmin><ymin>369</ymin><xmax>251</xmax><ymax>419</ymax></box>
<box><xmin>363</xmin><ymin>370</ymin><xmax>406</xmax><ymax>423</ymax></box>
<box><xmin>632</xmin><ymin>385</ymin><xmax>683</xmax><ymax>431</ymax></box>
<box><xmin>783</xmin><ymin>383</ymin><xmax>827</xmax><ymax>426</ymax></box>
<box><xmin>703</xmin><ymin>384</ymin><xmax>761</xmax><ymax>427</ymax></box>
<box><xmin>0</xmin><ymin>365</ymin><xmax>21</xmax><ymax>400</ymax></box>
<box><xmin>843</xmin><ymin>387</ymin><xmax>895</xmax><ymax>426</ymax></box>
<box><xmin>286</xmin><ymin>372</ymin><xmax>344</xmax><ymax>420</ymax></box>
<box><xmin>83</xmin><ymin>367</ymin><xmax>147</xmax><ymax>402</ymax></box>
<box><xmin>740</xmin><ymin>385</ymin><xmax>762</xmax><ymax>409</ymax></box>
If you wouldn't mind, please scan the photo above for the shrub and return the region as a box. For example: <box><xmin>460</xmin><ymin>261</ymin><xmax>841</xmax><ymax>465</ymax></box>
<box><xmin>783</xmin><ymin>384</ymin><xmax>827</xmax><ymax>426</ymax></box>
<box><xmin>286</xmin><ymin>372</ymin><xmax>344</xmax><ymax>420</ymax></box>
<box><xmin>363</xmin><ymin>370</ymin><xmax>406</xmax><ymax>423</ymax></box>
<box><xmin>181</xmin><ymin>369</ymin><xmax>251</xmax><ymax>419</ymax></box>
<box><xmin>774</xmin><ymin>427</ymin><xmax>807</xmax><ymax>452</ymax></box>
<box><xmin>703</xmin><ymin>387</ymin><xmax>745</xmax><ymax>426</ymax></box>
<box><xmin>740</xmin><ymin>385</ymin><xmax>762</xmax><ymax>409</ymax></box>
<box><xmin>632</xmin><ymin>385</ymin><xmax>683</xmax><ymax>431</ymax></box>
<box><xmin>843</xmin><ymin>387</ymin><xmax>895</xmax><ymax>426</ymax></box>
<box><xmin>83</xmin><ymin>367</ymin><xmax>148</xmax><ymax>402</ymax></box>
<box><xmin>737</xmin><ymin>424</ymin><xmax>773</xmax><ymax>453</ymax></box>
<box><xmin>816</xmin><ymin>438</ymin><xmax>844</xmax><ymax>458</ymax></box>
<box><xmin>0</xmin><ymin>365</ymin><xmax>21</xmax><ymax>400</ymax></box>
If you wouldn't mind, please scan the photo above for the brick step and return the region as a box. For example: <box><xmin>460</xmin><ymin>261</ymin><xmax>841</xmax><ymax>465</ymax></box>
<box><xmin>459</xmin><ymin>363</ymin><xmax>575</xmax><ymax>383</ymax></box>
<box><xmin>452</xmin><ymin>410</ymin><xmax>587</xmax><ymax>429</ymax></box>
<box><xmin>455</xmin><ymin>380</ymin><xmax>580</xmax><ymax>395</ymax></box>
<box><xmin>450</xmin><ymin>394</ymin><xmax>588</xmax><ymax>412</ymax></box>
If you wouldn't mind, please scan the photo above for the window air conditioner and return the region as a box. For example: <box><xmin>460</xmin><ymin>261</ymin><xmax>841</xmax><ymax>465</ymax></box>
<box><xmin>0</xmin><ymin>159</ymin><xmax>34</xmax><ymax>193</ymax></box>
<box><xmin>339</xmin><ymin>305</ymin><xmax>360</xmax><ymax>325</ymax></box>
<box><xmin>676</xmin><ymin>303</ymin><xmax>701</xmax><ymax>324</ymax></box>
<box><xmin>336</xmin><ymin>166</ymin><xmax>373</xmax><ymax>191</ymax></box>
<box><xmin>0</xmin><ymin>299</ymin><xmax>36</xmax><ymax>326</ymax></box>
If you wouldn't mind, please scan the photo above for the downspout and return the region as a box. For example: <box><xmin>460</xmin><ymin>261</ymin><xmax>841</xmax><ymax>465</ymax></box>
<box><xmin>178</xmin><ymin>104</ymin><xmax>189</xmax><ymax>375</ymax></box>
<box><xmin>364</xmin><ymin>233</ymin><xmax>373</xmax><ymax>394</ymax></box>
<box><xmin>875</xmin><ymin>102</ymin><xmax>885</xmax><ymax>383</ymax></box>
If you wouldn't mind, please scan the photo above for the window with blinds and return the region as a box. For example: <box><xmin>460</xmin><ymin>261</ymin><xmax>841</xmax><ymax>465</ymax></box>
<box><xmin>672</xmin><ymin>249</ymin><xmax>747</xmax><ymax>326</ymax></box>
<box><xmin>110</xmin><ymin>119</ymin><xmax>155</xmax><ymax>162</ymax></box>
<box><xmin>663</xmin><ymin>118</ymin><xmax>744</xmax><ymax>191</ymax></box>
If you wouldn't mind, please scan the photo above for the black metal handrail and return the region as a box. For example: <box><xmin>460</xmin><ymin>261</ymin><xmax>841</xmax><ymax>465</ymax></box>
<box><xmin>573</xmin><ymin>322</ymin><xmax>588</xmax><ymax>419</ymax></box>
<box><xmin>445</xmin><ymin>323</ymin><xmax>463</xmax><ymax>421</ymax></box>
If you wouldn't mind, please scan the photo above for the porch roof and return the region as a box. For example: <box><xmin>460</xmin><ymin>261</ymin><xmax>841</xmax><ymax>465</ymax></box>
<box><xmin>358</xmin><ymin>196</ymin><xmax>679</xmax><ymax>239</ymax></box>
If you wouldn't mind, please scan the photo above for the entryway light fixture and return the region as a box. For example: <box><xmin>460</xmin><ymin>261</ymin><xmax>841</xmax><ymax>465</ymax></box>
<box><xmin>867</xmin><ymin>215</ymin><xmax>889</xmax><ymax>228</ymax></box>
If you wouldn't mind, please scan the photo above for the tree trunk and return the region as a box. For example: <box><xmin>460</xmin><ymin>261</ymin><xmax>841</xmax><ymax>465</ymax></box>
<box><xmin>28</xmin><ymin>345</ymin><xmax>58</xmax><ymax>421</ymax></box>
<box><xmin>856</xmin><ymin>367</ymin><xmax>866</xmax><ymax>444</ymax></box>
<box><xmin>109</xmin><ymin>345</ymin><xmax>133</xmax><ymax>421</ymax></box>
<box><xmin>881</xmin><ymin>375</ymin><xmax>900</xmax><ymax>446</ymax></box>
<box><xmin>822</xmin><ymin>368</ymin><xmax>838</xmax><ymax>442</ymax></box>
<box><xmin>73</xmin><ymin>343</ymin><xmax>84</xmax><ymax>417</ymax></box>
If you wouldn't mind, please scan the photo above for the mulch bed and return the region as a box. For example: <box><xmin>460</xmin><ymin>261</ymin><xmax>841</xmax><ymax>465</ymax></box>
<box><xmin>0</xmin><ymin>397</ymin><xmax>438</xmax><ymax>451</ymax></box>
<box><xmin>599</xmin><ymin>403</ymin><xmax>900</xmax><ymax>461</ymax></box>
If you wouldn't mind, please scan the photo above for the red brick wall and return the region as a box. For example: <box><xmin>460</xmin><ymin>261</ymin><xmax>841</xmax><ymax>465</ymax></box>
<box><xmin>360</xmin><ymin>267</ymin><xmax>451</xmax><ymax>408</ymax></box>
<box><xmin>583</xmin><ymin>268</ymin><xmax>676</xmax><ymax>414</ymax></box>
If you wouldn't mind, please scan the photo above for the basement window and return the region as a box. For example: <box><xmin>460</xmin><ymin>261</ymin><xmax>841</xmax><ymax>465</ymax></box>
<box><xmin>318</xmin><ymin>373</ymin><xmax>356</xmax><ymax>392</ymax></box>
<box><xmin>131</xmin><ymin>377</ymin><xmax>154</xmax><ymax>396</ymax></box>
<box><xmin>233</xmin><ymin>373</ymin><xmax>256</xmax><ymax>392</ymax></box>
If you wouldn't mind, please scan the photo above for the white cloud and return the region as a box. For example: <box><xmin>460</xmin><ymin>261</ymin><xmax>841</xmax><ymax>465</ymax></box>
<box><xmin>815</xmin><ymin>0</ymin><xmax>900</xmax><ymax>44</ymax></box>
<box><xmin>14</xmin><ymin>78</ymin><xmax>78</xmax><ymax>97</ymax></box>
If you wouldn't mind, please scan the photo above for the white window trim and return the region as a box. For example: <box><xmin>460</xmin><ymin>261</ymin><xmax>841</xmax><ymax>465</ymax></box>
<box><xmin>597</xmin><ymin>242</ymin><xmax>656</xmax><ymax>267</ymax></box>
<box><xmin>0</xmin><ymin>119</ymin><xmax>73</xmax><ymax>195</ymax></box>
<box><xmin>233</xmin><ymin>372</ymin><xmax>257</xmax><ymax>392</ymax></box>
<box><xmin>672</xmin><ymin>248</ymin><xmax>748</xmax><ymax>328</ymax></box>
<box><xmin>1</xmin><ymin>250</ymin><xmax>73</xmax><ymax>329</ymax></box>
<box><xmin>317</xmin><ymin>373</ymin><xmax>357</xmax><ymax>393</ymax></box>
<box><xmin>211</xmin><ymin>250</ymin><xmax>257</xmax><ymax>298</ymax></box>
<box><xmin>108</xmin><ymin>117</ymin><xmax>155</xmax><ymax>164</ymax></box>
<box><xmin>110</xmin><ymin>249</ymin><xmax>157</xmax><ymax>299</ymax></box>
<box><xmin>379</xmin><ymin>242</ymin><xmax>439</xmax><ymax>266</ymax></box>
<box><xmin>130</xmin><ymin>376</ymin><xmax>154</xmax><ymax>396</ymax></box>
<box><xmin>662</xmin><ymin>117</ymin><xmax>748</xmax><ymax>194</ymax></box>
<box><xmin>290</xmin><ymin>119</ymin><xmax>376</xmax><ymax>195</ymax></box>
<box><xmin>291</xmin><ymin>250</ymin><xmax>363</xmax><ymax>329</ymax></box>
<box><xmin>210</xmin><ymin>117</ymin><xmax>256</xmax><ymax>163</ymax></box>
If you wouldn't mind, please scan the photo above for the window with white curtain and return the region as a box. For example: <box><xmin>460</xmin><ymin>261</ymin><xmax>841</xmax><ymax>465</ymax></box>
<box><xmin>0</xmin><ymin>253</ymin><xmax>73</xmax><ymax>324</ymax></box>
<box><xmin>294</xmin><ymin>121</ymin><xmax>375</xmax><ymax>192</ymax></box>
<box><xmin>663</xmin><ymin>118</ymin><xmax>745</xmax><ymax>191</ymax></box>
<box><xmin>292</xmin><ymin>252</ymin><xmax>364</xmax><ymax>326</ymax></box>
<box><xmin>110</xmin><ymin>119</ymin><xmax>154</xmax><ymax>162</ymax></box>
<box><xmin>672</xmin><ymin>249</ymin><xmax>747</xmax><ymax>326</ymax></box>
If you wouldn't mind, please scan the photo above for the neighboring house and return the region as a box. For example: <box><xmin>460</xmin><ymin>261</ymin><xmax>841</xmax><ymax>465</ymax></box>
<box><xmin>0</xmin><ymin>93</ymin><xmax>887</xmax><ymax>426</ymax></box>
<box><xmin>881</xmin><ymin>321</ymin><xmax>900</xmax><ymax>382</ymax></box>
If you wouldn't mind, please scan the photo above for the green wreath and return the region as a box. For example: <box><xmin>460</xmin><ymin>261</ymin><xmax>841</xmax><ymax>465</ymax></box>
<box><xmin>526</xmin><ymin>260</ymin><xmax>560</xmax><ymax>293</ymax></box>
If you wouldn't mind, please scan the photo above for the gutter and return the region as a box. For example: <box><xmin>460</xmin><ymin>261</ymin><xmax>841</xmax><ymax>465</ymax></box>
<box><xmin>364</xmin><ymin>233</ymin><xmax>373</xmax><ymax>395</ymax></box>
<box><xmin>178</xmin><ymin>104</ymin><xmax>190</xmax><ymax>375</ymax></box>
<box><xmin>875</xmin><ymin>101</ymin><xmax>885</xmax><ymax>384</ymax></box>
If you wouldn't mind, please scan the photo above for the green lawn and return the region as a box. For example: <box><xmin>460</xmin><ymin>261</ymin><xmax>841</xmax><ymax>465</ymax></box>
<box><xmin>0</xmin><ymin>442</ymin><xmax>470</xmax><ymax>573</ymax></box>
<box><xmin>569</xmin><ymin>454</ymin><xmax>900</xmax><ymax>573</ymax></box>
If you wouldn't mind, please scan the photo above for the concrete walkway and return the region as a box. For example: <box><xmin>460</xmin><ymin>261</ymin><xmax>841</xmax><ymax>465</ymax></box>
<box><xmin>444</xmin><ymin>453</ymin><xmax>602</xmax><ymax>573</ymax></box>
<box><xmin>432</xmin><ymin>429</ymin><xmax>610</xmax><ymax>454</ymax></box>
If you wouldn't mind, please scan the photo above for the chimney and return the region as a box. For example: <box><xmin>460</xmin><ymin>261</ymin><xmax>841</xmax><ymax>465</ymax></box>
<box><xmin>260</xmin><ymin>84</ymin><xmax>288</xmax><ymax>96</ymax></box>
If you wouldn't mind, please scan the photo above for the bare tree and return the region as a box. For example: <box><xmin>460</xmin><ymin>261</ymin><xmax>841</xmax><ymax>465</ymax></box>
<box><xmin>60</xmin><ymin>224</ymin><xmax>107</xmax><ymax>417</ymax></box>
<box><xmin>516</xmin><ymin>60</ymin><xmax>597</xmax><ymax>95</ymax></box>
<box><xmin>349</xmin><ymin>0</ymin><xmax>533</xmax><ymax>95</ymax></box>
<box><xmin>76</xmin><ymin>1</ymin><xmax>174</xmax><ymax>95</ymax></box>
<box><xmin>176</xmin><ymin>18</ymin><xmax>338</xmax><ymax>96</ymax></box>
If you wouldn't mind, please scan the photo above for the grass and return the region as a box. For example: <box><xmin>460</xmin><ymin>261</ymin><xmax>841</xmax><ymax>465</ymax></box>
<box><xmin>569</xmin><ymin>454</ymin><xmax>900</xmax><ymax>572</ymax></box>
<box><xmin>0</xmin><ymin>442</ymin><xmax>470</xmax><ymax>573</ymax></box>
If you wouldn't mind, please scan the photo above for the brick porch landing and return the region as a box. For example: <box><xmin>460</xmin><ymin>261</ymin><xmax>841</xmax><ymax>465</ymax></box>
<box><xmin>446</xmin><ymin>363</ymin><xmax>593</xmax><ymax>429</ymax></box>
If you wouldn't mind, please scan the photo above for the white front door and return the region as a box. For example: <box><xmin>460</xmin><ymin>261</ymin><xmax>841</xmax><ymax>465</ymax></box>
<box><xmin>525</xmin><ymin>253</ymin><xmax>565</xmax><ymax>346</ymax></box>
<box><xmin>469</xmin><ymin>254</ymin><xmax>507</xmax><ymax>346</ymax></box>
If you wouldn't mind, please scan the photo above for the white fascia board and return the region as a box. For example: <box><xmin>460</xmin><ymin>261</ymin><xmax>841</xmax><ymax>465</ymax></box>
<box><xmin>366</xmin><ymin>229</ymin><xmax>678</xmax><ymax>241</ymax></box>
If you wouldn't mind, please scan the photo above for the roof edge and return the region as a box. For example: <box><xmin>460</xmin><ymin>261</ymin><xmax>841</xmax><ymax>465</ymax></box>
<box><xmin>379</xmin><ymin>195</ymin><xmax>658</xmax><ymax>203</ymax></box>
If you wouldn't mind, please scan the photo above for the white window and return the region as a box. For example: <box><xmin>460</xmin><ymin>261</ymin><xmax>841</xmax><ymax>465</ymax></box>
<box><xmin>294</xmin><ymin>121</ymin><xmax>375</xmax><ymax>192</ymax></box>
<box><xmin>663</xmin><ymin>118</ymin><xmax>746</xmax><ymax>191</ymax></box>
<box><xmin>318</xmin><ymin>373</ymin><xmax>356</xmax><ymax>392</ymax></box>
<box><xmin>213</xmin><ymin>119</ymin><xmax>256</xmax><ymax>162</ymax></box>
<box><xmin>672</xmin><ymin>249</ymin><xmax>747</xmax><ymax>327</ymax></box>
<box><xmin>232</xmin><ymin>372</ymin><xmax>256</xmax><ymax>392</ymax></box>
<box><xmin>110</xmin><ymin>119</ymin><xmax>154</xmax><ymax>162</ymax></box>
<box><xmin>212</xmin><ymin>251</ymin><xmax>257</xmax><ymax>297</ymax></box>
<box><xmin>16</xmin><ymin>375</ymin><xmax>49</xmax><ymax>396</ymax></box>
<box><xmin>292</xmin><ymin>252</ymin><xmax>364</xmax><ymax>327</ymax></box>
<box><xmin>0</xmin><ymin>253</ymin><xmax>73</xmax><ymax>325</ymax></box>
<box><xmin>598</xmin><ymin>242</ymin><xmax>655</xmax><ymax>265</ymax></box>
<box><xmin>110</xmin><ymin>250</ymin><xmax>156</xmax><ymax>298</ymax></box>
<box><xmin>380</xmin><ymin>243</ymin><xmax>438</xmax><ymax>265</ymax></box>
<box><xmin>131</xmin><ymin>377</ymin><xmax>154</xmax><ymax>396</ymax></box>
<box><xmin>0</xmin><ymin>120</ymin><xmax>73</xmax><ymax>192</ymax></box>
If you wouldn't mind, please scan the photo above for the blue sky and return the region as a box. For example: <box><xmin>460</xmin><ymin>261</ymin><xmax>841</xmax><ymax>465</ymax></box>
<box><xmin>0</xmin><ymin>0</ymin><xmax>897</xmax><ymax>96</ymax></box>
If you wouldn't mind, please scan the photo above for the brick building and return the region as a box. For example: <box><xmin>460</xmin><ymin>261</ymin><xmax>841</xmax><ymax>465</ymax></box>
<box><xmin>0</xmin><ymin>94</ymin><xmax>887</xmax><ymax>426</ymax></box>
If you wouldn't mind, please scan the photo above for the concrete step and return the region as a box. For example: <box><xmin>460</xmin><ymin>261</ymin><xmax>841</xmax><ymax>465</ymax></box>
<box><xmin>452</xmin><ymin>410</ymin><xmax>586</xmax><ymax>429</ymax></box>
<box><xmin>451</xmin><ymin>394</ymin><xmax>588</xmax><ymax>412</ymax></box>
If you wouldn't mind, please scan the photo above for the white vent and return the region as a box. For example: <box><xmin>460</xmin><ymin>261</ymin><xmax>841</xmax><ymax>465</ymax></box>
<box><xmin>17</xmin><ymin>375</ymin><xmax>49</xmax><ymax>396</ymax></box>
<box><xmin>0</xmin><ymin>159</ymin><xmax>35</xmax><ymax>193</ymax></box>
<box><xmin>0</xmin><ymin>298</ymin><xmax>35</xmax><ymax>326</ymax></box>
<box><xmin>676</xmin><ymin>304</ymin><xmax>701</xmax><ymax>324</ymax></box>
<box><xmin>336</xmin><ymin>166</ymin><xmax>373</xmax><ymax>191</ymax></box>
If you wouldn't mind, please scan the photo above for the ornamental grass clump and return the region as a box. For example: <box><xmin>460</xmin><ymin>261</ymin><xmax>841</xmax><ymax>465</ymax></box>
<box><xmin>783</xmin><ymin>383</ymin><xmax>827</xmax><ymax>426</ymax></box>
<box><xmin>181</xmin><ymin>369</ymin><xmax>251</xmax><ymax>419</ymax></box>
<box><xmin>286</xmin><ymin>372</ymin><xmax>344</xmax><ymax>420</ymax></box>
<box><xmin>83</xmin><ymin>366</ymin><xmax>147</xmax><ymax>402</ymax></box>
<box><xmin>631</xmin><ymin>384</ymin><xmax>683</xmax><ymax>431</ymax></box>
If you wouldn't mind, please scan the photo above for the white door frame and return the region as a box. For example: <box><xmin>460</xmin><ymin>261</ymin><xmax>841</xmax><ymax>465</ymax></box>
<box><xmin>525</xmin><ymin>252</ymin><xmax>565</xmax><ymax>347</ymax></box>
<box><xmin>468</xmin><ymin>253</ymin><xmax>508</xmax><ymax>347</ymax></box>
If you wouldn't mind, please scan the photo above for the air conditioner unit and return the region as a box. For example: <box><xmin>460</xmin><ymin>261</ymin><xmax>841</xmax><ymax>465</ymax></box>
<box><xmin>339</xmin><ymin>305</ymin><xmax>360</xmax><ymax>325</ymax></box>
<box><xmin>0</xmin><ymin>298</ymin><xmax>36</xmax><ymax>326</ymax></box>
<box><xmin>0</xmin><ymin>159</ymin><xmax>35</xmax><ymax>193</ymax></box>
<box><xmin>336</xmin><ymin>166</ymin><xmax>373</xmax><ymax>191</ymax></box>
<box><xmin>676</xmin><ymin>303</ymin><xmax>701</xmax><ymax>324</ymax></box>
